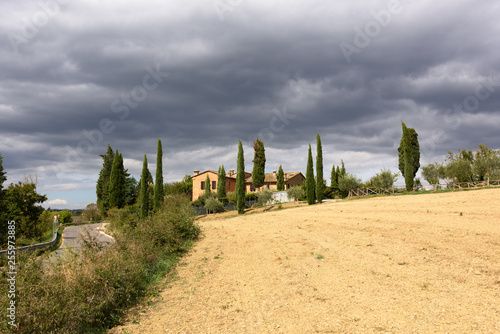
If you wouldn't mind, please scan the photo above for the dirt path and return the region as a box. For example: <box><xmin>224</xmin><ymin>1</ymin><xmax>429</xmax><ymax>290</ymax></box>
<box><xmin>110</xmin><ymin>189</ymin><xmax>500</xmax><ymax>333</ymax></box>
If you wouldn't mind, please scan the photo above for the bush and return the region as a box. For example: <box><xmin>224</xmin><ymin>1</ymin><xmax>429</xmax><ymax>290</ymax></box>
<box><xmin>205</xmin><ymin>196</ymin><xmax>225</xmax><ymax>216</ymax></box>
<box><xmin>226</xmin><ymin>191</ymin><xmax>237</xmax><ymax>204</ymax></box>
<box><xmin>0</xmin><ymin>194</ymin><xmax>200</xmax><ymax>333</ymax></box>
<box><xmin>287</xmin><ymin>186</ymin><xmax>304</xmax><ymax>204</ymax></box>
<box><xmin>245</xmin><ymin>193</ymin><xmax>258</xmax><ymax>201</ymax></box>
<box><xmin>338</xmin><ymin>173</ymin><xmax>363</xmax><ymax>197</ymax></box>
<box><xmin>58</xmin><ymin>210</ymin><xmax>73</xmax><ymax>224</ymax></box>
<box><xmin>257</xmin><ymin>189</ymin><xmax>274</xmax><ymax>207</ymax></box>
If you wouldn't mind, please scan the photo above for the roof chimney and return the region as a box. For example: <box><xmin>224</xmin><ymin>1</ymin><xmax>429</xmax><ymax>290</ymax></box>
<box><xmin>273</xmin><ymin>170</ymin><xmax>277</xmax><ymax>174</ymax></box>
<box><xmin>228</xmin><ymin>169</ymin><xmax>234</xmax><ymax>176</ymax></box>
<box><xmin>194</xmin><ymin>170</ymin><xmax>199</xmax><ymax>176</ymax></box>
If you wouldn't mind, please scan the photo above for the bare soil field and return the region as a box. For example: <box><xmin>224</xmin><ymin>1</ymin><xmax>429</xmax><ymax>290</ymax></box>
<box><xmin>110</xmin><ymin>189</ymin><xmax>500</xmax><ymax>333</ymax></box>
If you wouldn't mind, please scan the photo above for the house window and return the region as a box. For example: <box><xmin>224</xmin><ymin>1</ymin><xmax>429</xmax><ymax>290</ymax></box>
<box><xmin>267</xmin><ymin>184</ymin><xmax>270</xmax><ymax>189</ymax></box>
<box><xmin>212</xmin><ymin>181</ymin><xmax>216</xmax><ymax>190</ymax></box>
<box><xmin>201</xmin><ymin>181</ymin><xmax>205</xmax><ymax>190</ymax></box>
<box><xmin>287</xmin><ymin>184</ymin><xmax>290</xmax><ymax>189</ymax></box>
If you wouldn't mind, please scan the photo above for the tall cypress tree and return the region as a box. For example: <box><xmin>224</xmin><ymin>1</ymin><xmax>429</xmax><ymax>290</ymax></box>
<box><xmin>398</xmin><ymin>121</ymin><xmax>420</xmax><ymax>191</ymax></box>
<box><xmin>109</xmin><ymin>151</ymin><xmax>126</xmax><ymax>209</ymax></box>
<box><xmin>331</xmin><ymin>164</ymin><xmax>338</xmax><ymax>188</ymax></box>
<box><xmin>140</xmin><ymin>154</ymin><xmax>150</xmax><ymax>218</ymax></box>
<box><xmin>217</xmin><ymin>165</ymin><xmax>227</xmax><ymax>200</ymax></box>
<box><xmin>340</xmin><ymin>160</ymin><xmax>346</xmax><ymax>177</ymax></box>
<box><xmin>252</xmin><ymin>139</ymin><xmax>266</xmax><ymax>189</ymax></box>
<box><xmin>154</xmin><ymin>139</ymin><xmax>164</xmax><ymax>212</ymax></box>
<box><xmin>236</xmin><ymin>140</ymin><xmax>246</xmax><ymax>214</ymax></box>
<box><xmin>276</xmin><ymin>165</ymin><xmax>285</xmax><ymax>191</ymax></box>
<box><xmin>205</xmin><ymin>173</ymin><xmax>211</xmax><ymax>197</ymax></box>
<box><xmin>316</xmin><ymin>134</ymin><xmax>324</xmax><ymax>203</ymax></box>
<box><xmin>96</xmin><ymin>145</ymin><xmax>115</xmax><ymax>214</ymax></box>
<box><xmin>0</xmin><ymin>152</ymin><xmax>7</xmax><ymax>228</ymax></box>
<box><xmin>306</xmin><ymin>144</ymin><xmax>315</xmax><ymax>205</ymax></box>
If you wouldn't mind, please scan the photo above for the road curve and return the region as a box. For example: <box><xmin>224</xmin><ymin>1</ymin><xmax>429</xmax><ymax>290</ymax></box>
<box><xmin>55</xmin><ymin>223</ymin><xmax>114</xmax><ymax>256</ymax></box>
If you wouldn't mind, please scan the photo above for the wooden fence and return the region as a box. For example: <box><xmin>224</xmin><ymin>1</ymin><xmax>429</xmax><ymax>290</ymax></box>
<box><xmin>349</xmin><ymin>180</ymin><xmax>500</xmax><ymax>198</ymax></box>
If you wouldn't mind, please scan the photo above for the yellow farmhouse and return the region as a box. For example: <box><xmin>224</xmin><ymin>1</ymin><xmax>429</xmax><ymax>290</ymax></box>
<box><xmin>192</xmin><ymin>169</ymin><xmax>305</xmax><ymax>201</ymax></box>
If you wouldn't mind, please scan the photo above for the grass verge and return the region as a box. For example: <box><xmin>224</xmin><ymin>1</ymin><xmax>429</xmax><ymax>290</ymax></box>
<box><xmin>0</xmin><ymin>195</ymin><xmax>200</xmax><ymax>333</ymax></box>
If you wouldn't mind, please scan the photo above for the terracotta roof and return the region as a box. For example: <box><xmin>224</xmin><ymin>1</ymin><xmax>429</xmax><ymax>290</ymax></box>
<box><xmin>193</xmin><ymin>170</ymin><xmax>251</xmax><ymax>179</ymax></box>
<box><xmin>246</xmin><ymin>172</ymin><xmax>303</xmax><ymax>184</ymax></box>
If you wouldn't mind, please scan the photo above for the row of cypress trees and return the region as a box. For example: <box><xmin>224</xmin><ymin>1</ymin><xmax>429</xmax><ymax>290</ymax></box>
<box><xmin>97</xmin><ymin>139</ymin><xmax>164</xmax><ymax>218</ymax></box>
<box><xmin>306</xmin><ymin>134</ymin><xmax>326</xmax><ymax>205</ymax></box>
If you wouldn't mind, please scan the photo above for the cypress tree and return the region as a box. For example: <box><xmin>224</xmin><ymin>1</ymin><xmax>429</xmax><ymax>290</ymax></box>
<box><xmin>276</xmin><ymin>165</ymin><xmax>285</xmax><ymax>191</ymax></box>
<box><xmin>108</xmin><ymin>151</ymin><xmax>126</xmax><ymax>209</ymax></box>
<box><xmin>336</xmin><ymin>165</ymin><xmax>341</xmax><ymax>184</ymax></box>
<box><xmin>340</xmin><ymin>160</ymin><xmax>346</xmax><ymax>177</ymax></box>
<box><xmin>252</xmin><ymin>139</ymin><xmax>266</xmax><ymax>189</ymax></box>
<box><xmin>306</xmin><ymin>144</ymin><xmax>315</xmax><ymax>205</ymax></box>
<box><xmin>140</xmin><ymin>154</ymin><xmax>150</xmax><ymax>218</ymax></box>
<box><xmin>316</xmin><ymin>134</ymin><xmax>324</xmax><ymax>203</ymax></box>
<box><xmin>205</xmin><ymin>173</ymin><xmax>211</xmax><ymax>197</ymax></box>
<box><xmin>398</xmin><ymin>121</ymin><xmax>420</xmax><ymax>191</ymax></box>
<box><xmin>0</xmin><ymin>152</ymin><xmax>7</xmax><ymax>228</ymax></box>
<box><xmin>236</xmin><ymin>140</ymin><xmax>246</xmax><ymax>214</ymax></box>
<box><xmin>154</xmin><ymin>139</ymin><xmax>164</xmax><ymax>212</ymax></box>
<box><xmin>217</xmin><ymin>165</ymin><xmax>227</xmax><ymax>200</ymax></box>
<box><xmin>96</xmin><ymin>145</ymin><xmax>115</xmax><ymax>214</ymax></box>
<box><xmin>331</xmin><ymin>164</ymin><xmax>338</xmax><ymax>188</ymax></box>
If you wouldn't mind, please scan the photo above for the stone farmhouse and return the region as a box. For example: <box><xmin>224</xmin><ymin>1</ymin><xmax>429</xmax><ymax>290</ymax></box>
<box><xmin>192</xmin><ymin>169</ymin><xmax>305</xmax><ymax>201</ymax></box>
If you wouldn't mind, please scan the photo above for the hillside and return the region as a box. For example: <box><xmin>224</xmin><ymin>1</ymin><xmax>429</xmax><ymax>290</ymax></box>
<box><xmin>110</xmin><ymin>189</ymin><xmax>500</xmax><ymax>333</ymax></box>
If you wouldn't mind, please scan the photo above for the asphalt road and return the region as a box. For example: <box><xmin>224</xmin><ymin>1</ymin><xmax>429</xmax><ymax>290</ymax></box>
<box><xmin>55</xmin><ymin>223</ymin><xmax>114</xmax><ymax>256</ymax></box>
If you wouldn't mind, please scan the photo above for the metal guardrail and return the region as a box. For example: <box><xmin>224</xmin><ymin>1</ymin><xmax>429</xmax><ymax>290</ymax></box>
<box><xmin>0</xmin><ymin>230</ymin><xmax>59</xmax><ymax>256</ymax></box>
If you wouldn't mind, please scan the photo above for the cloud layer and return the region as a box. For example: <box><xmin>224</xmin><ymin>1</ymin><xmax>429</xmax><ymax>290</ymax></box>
<box><xmin>1</xmin><ymin>0</ymin><xmax>499</xmax><ymax>208</ymax></box>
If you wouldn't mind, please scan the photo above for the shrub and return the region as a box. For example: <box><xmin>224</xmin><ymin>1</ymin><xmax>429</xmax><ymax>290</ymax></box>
<box><xmin>338</xmin><ymin>173</ymin><xmax>363</xmax><ymax>197</ymax></box>
<box><xmin>58</xmin><ymin>210</ymin><xmax>73</xmax><ymax>224</ymax></box>
<box><xmin>0</xmin><ymin>194</ymin><xmax>200</xmax><ymax>333</ymax></box>
<box><xmin>205</xmin><ymin>196</ymin><xmax>225</xmax><ymax>216</ymax></box>
<box><xmin>257</xmin><ymin>189</ymin><xmax>274</xmax><ymax>207</ymax></box>
<box><xmin>287</xmin><ymin>186</ymin><xmax>304</xmax><ymax>205</ymax></box>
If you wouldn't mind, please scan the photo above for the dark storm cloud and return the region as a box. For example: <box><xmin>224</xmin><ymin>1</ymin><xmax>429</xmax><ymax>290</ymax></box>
<box><xmin>1</xmin><ymin>0</ymin><xmax>499</xmax><ymax>207</ymax></box>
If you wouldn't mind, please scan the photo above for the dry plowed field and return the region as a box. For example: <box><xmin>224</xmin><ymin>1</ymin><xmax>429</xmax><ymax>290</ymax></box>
<box><xmin>110</xmin><ymin>189</ymin><xmax>500</xmax><ymax>333</ymax></box>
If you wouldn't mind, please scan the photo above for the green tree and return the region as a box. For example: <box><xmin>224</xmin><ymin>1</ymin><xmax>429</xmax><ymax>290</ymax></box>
<box><xmin>473</xmin><ymin>144</ymin><xmax>500</xmax><ymax>185</ymax></box>
<box><xmin>139</xmin><ymin>154</ymin><xmax>150</xmax><ymax>218</ymax></box>
<box><xmin>421</xmin><ymin>162</ymin><xmax>442</xmax><ymax>190</ymax></box>
<box><xmin>306</xmin><ymin>143</ymin><xmax>315</xmax><ymax>205</ymax></box>
<box><xmin>252</xmin><ymin>139</ymin><xmax>266</xmax><ymax>189</ymax></box>
<box><xmin>316</xmin><ymin>134</ymin><xmax>324</xmax><ymax>203</ymax></box>
<box><xmin>204</xmin><ymin>173</ymin><xmax>212</xmax><ymax>197</ymax></box>
<box><xmin>340</xmin><ymin>160</ymin><xmax>346</xmax><ymax>178</ymax></box>
<box><xmin>276</xmin><ymin>165</ymin><xmax>285</xmax><ymax>191</ymax></box>
<box><xmin>0</xmin><ymin>152</ymin><xmax>7</xmax><ymax>231</ymax></box>
<box><xmin>445</xmin><ymin>150</ymin><xmax>474</xmax><ymax>183</ymax></box>
<box><xmin>236</xmin><ymin>140</ymin><xmax>246</xmax><ymax>214</ymax></box>
<box><xmin>96</xmin><ymin>145</ymin><xmax>115</xmax><ymax>214</ymax></box>
<box><xmin>257</xmin><ymin>189</ymin><xmax>274</xmax><ymax>207</ymax></box>
<box><xmin>4</xmin><ymin>177</ymin><xmax>48</xmax><ymax>239</ymax></box>
<box><xmin>338</xmin><ymin>173</ymin><xmax>363</xmax><ymax>197</ymax></box>
<box><xmin>154</xmin><ymin>139</ymin><xmax>164</xmax><ymax>212</ymax></box>
<box><xmin>217</xmin><ymin>165</ymin><xmax>227</xmax><ymax>200</ymax></box>
<box><xmin>124</xmin><ymin>176</ymin><xmax>138</xmax><ymax>206</ymax></box>
<box><xmin>287</xmin><ymin>186</ymin><xmax>304</xmax><ymax>206</ymax></box>
<box><xmin>205</xmin><ymin>196</ymin><xmax>225</xmax><ymax>216</ymax></box>
<box><xmin>331</xmin><ymin>164</ymin><xmax>338</xmax><ymax>188</ymax></box>
<box><xmin>108</xmin><ymin>152</ymin><xmax>127</xmax><ymax>209</ymax></box>
<box><xmin>369</xmin><ymin>169</ymin><xmax>399</xmax><ymax>193</ymax></box>
<box><xmin>58</xmin><ymin>210</ymin><xmax>73</xmax><ymax>225</ymax></box>
<box><xmin>82</xmin><ymin>203</ymin><xmax>100</xmax><ymax>221</ymax></box>
<box><xmin>398</xmin><ymin>122</ymin><xmax>420</xmax><ymax>191</ymax></box>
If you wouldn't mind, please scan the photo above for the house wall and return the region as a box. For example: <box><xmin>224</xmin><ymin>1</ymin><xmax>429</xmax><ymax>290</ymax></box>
<box><xmin>285</xmin><ymin>175</ymin><xmax>305</xmax><ymax>189</ymax></box>
<box><xmin>192</xmin><ymin>172</ymin><xmax>237</xmax><ymax>201</ymax></box>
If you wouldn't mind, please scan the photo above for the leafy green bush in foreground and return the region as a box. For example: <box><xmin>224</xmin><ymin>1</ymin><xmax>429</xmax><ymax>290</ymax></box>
<box><xmin>0</xmin><ymin>194</ymin><xmax>200</xmax><ymax>333</ymax></box>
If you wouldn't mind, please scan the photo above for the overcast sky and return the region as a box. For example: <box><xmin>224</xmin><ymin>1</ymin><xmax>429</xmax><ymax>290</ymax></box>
<box><xmin>1</xmin><ymin>0</ymin><xmax>499</xmax><ymax>209</ymax></box>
